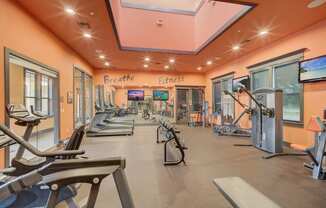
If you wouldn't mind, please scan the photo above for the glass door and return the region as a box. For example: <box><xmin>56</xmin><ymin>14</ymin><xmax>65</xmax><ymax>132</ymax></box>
<box><xmin>6</xmin><ymin>53</ymin><xmax>59</xmax><ymax>161</ymax></box>
<box><xmin>74</xmin><ymin>68</ymin><xmax>93</xmax><ymax>127</ymax></box>
<box><xmin>74</xmin><ymin>69</ymin><xmax>84</xmax><ymax>127</ymax></box>
<box><xmin>176</xmin><ymin>89</ymin><xmax>189</xmax><ymax>123</ymax></box>
<box><xmin>85</xmin><ymin>74</ymin><xmax>93</xmax><ymax>124</ymax></box>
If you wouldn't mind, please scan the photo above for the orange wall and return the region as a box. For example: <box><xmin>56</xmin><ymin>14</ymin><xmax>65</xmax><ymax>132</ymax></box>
<box><xmin>94</xmin><ymin>70</ymin><xmax>206</xmax><ymax>88</ymax></box>
<box><xmin>0</xmin><ymin>0</ymin><xmax>95</xmax><ymax>167</ymax></box>
<box><xmin>205</xmin><ymin>19</ymin><xmax>326</xmax><ymax>146</ymax></box>
<box><xmin>94</xmin><ymin>70</ymin><xmax>206</xmax><ymax>117</ymax></box>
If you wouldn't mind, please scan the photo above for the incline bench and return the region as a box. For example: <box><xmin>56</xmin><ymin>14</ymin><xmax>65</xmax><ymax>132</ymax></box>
<box><xmin>213</xmin><ymin>177</ymin><xmax>281</xmax><ymax>208</ymax></box>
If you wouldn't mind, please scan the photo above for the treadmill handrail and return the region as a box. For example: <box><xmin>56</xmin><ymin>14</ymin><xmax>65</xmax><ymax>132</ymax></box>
<box><xmin>0</xmin><ymin>124</ymin><xmax>85</xmax><ymax>158</ymax></box>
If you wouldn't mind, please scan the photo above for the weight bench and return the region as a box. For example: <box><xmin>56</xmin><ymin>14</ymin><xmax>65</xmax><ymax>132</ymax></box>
<box><xmin>213</xmin><ymin>177</ymin><xmax>281</xmax><ymax>208</ymax></box>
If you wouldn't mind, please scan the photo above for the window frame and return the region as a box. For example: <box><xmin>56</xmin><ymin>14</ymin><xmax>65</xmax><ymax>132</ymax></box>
<box><xmin>24</xmin><ymin>69</ymin><xmax>37</xmax><ymax>112</ymax></box>
<box><xmin>249</xmin><ymin>54</ymin><xmax>304</xmax><ymax>126</ymax></box>
<box><xmin>23</xmin><ymin>68</ymin><xmax>54</xmax><ymax>116</ymax></box>
<box><xmin>211</xmin><ymin>73</ymin><xmax>235</xmax><ymax>118</ymax></box>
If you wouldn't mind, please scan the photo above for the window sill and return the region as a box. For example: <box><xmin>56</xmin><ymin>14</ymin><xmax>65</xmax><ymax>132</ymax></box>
<box><xmin>283</xmin><ymin>120</ymin><xmax>304</xmax><ymax>128</ymax></box>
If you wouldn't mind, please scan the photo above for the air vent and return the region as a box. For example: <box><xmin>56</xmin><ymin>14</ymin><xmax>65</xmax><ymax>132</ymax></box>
<box><xmin>78</xmin><ymin>21</ymin><xmax>91</xmax><ymax>29</ymax></box>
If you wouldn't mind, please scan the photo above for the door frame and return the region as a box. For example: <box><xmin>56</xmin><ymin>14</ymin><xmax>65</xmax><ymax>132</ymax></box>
<box><xmin>4</xmin><ymin>47</ymin><xmax>60</xmax><ymax>167</ymax></box>
<box><xmin>175</xmin><ymin>86</ymin><xmax>205</xmax><ymax>124</ymax></box>
<box><xmin>73</xmin><ymin>66</ymin><xmax>93</xmax><ymax>128</ymax></box>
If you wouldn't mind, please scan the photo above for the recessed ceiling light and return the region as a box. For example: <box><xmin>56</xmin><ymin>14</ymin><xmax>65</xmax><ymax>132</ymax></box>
<box><xmin>232</xmin><ymin>45</ymin><xmax>240</xmax><ymax>51</ymax></box>
<box><xmin>307</xmin><ymin>0</ymin><xmax>326</xmax><ymax>8</ymax></box>
<box><xmin>206</xmin><ymin>60</ymin><xmax>213</xmax><ymax>65</ymax></box>
<box><xmin>169</xmin><ymin>58</ymin><xmax>175</xmax><ymax>64</ymax></box>
<box><xmin>144</xmin><ymin>64</ymin><xmax>149</xmax><ymax>68</ymax></box>
<box><xmin>144</xmin><ymin>57</ymin><xmax>150</xmax><ymax>62</ymax></box>
<box><xmin>104</xmin><ymin>62</ymin><xmax>110</xmax><ymax>66</ymax></box>
<box><xmin>83</xmin><ymin>32</ymin><xmax>92</xmax><ymax>39</ymax></box>
<box><xmin>197</xmin><ymin>66</ymin><xmax>202</xmax><ymax>71</ymax></box>
<box><xmin>258</xmin><ymin>30</ymin><xmax>269</xmax><ymax>36</ymax></box>
<box><xmin>164</xmin><ymin>65</ymin><xmax>170</xmax><ymax>70</ymax></box>
<box><xmin>99</xmin><ymin>55</ymin><xmax>105</xmax><ymax>59</ymax></box>
<box><xmin>65</xmin><ymin>7</ymin><xmax>76</xmax><ymax>15</ymax></box>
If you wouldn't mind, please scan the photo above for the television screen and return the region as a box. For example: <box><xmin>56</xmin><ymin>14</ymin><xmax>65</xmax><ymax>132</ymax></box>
<box><xmin>232</xmin><ymin>76</ymin><xmax>250</xmax><ymax>92</ymax></box>
<box><xmin>128</xmin><ymin>90</ymin><xmax>144</xmax><ymax>101</ymax></box>
<box><xmin>153</xmin><ymin>90</ymin><xmax>169</xmax><ymax>101</ymax></box>
<box><xmin>299</xmin><ymin>55</ymin><xmax>326</xmax><ymax>83</ymax></box>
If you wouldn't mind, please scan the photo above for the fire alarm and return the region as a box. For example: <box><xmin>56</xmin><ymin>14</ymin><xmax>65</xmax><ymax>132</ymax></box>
<box><xmin>156</xmin><ymin>19</ymin><xmax>164</xmax><ymax>27</ymax></box>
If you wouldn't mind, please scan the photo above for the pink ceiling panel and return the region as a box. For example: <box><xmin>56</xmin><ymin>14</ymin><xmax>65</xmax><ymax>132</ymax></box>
<box><xmin>195</xmin><ymin>1</ymin><xmax>251</xmax><ymax>50</ymax></box>
<box><xmin>110</xmin><ymin>0</ymin><xmax>252</xmax><ymax>53</ymax></box>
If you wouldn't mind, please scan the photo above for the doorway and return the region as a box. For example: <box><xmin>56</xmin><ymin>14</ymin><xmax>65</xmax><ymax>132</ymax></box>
<box><xmin>4</xmin><ymin>49</ymin><xmax>60</xmax><ymax>162</ymax></box>
<box><xmin>73</xmin><ymin>67</ymin><xmax>93</xmax><ymax>128</ymax></box>
<box><xmin>176</xmin><ymin>87</ymin><xmax>204</xmax><ymax>124</ymax></box>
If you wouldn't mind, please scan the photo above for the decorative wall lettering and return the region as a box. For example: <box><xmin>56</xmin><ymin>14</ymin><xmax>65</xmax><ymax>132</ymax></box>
<box><xmin>104</xmin><ymin>74</ymin><xmax>135</xmax><ymax>85</ymax></box>
<box><xmin>158</xmin><ymin>76</ymin><xmax>184</xmax><ymax>85</ymax></box>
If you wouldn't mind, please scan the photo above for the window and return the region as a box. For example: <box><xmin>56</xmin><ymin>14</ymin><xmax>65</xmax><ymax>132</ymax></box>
<box><xmin>250</xmin><ymin>53</ymin><xmax>303</xmax><ymax>123</ymax></box>
<box><xmin>221</xmin><ymin>78</ymin><xmax>233</xmax><ymax>118</ymax></box>
<box><xmin>274</xmin><ymin>63</ymin><xmax>302</xmax><ymax>122</ymax></box>
<box><xmin>252</xmin><ymin>70</ymin><xmax>269</xmax><ymax>90</ymax></box>
<box><xmin>212</xmin><ymin>75</ymin><xmax>234</xmax><ymax>119</ymax></box>
<box><xmin>24</xmin><ymin>70</ymin><xmax>36</xmax><ymax>112</ymax></box>
<box><xmin>24</xmin><ymin>70</ymin><xmax>53</xmax><ymax>115</ymax></box>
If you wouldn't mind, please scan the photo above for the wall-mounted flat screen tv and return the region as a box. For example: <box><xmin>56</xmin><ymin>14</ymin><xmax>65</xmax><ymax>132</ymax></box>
<box><xmin>232</xmin><ymin>76</ymin><xmax>250</xmax><ymax>92</ymax></box>
<box><xmin>153</xmin><ymin>90</ymin><xmax>169</xmax><ymax>101</ymax></box>
<box><xmin>299</xmin><ymin>55</ymin><xmax>326</xmax><ymax>83</ymax></box>
<box><xmin>128</xmin><ymin>90</ymin><xmax>144</xmax><ymax>101</ymax></box>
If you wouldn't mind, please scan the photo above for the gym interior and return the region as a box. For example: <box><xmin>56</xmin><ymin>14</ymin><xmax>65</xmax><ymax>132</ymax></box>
<box><xmin>1</xmin><ymin>0</ymin><xmax>326</xmax><ymax>207</ymax></box>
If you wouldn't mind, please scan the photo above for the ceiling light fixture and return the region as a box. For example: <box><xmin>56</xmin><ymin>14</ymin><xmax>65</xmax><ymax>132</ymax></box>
<box><xmin>197</xmin><ymin>66</ymin><xmax>202</xmax><ymax>71</ymax></box>
<box><xmin>232</xmin><ymin>45</ymin><xmax>240</xmax><ymax>51</ymax></box>
<box><xmin>169</xmin><ymin>58</ymin><xmax>175</xmax><ymax>64</ymax></box>
<box><xmin>104</xmin><ymin>62</ymin><xmax>110</xmax><ymax>66</ymax></box>
<box><xmin>64</xmin><ymin>7</ymin><xmax>76</xmax><ymax>15</ymax></box>
<box><xmin>144</xmin><ymin>57</ymin><xmax>150</xmax><ymax>62</ymax></box>
<box><xmin>307</xmin><ymin>0</ymin><xmax>326</xmax><ymax>8</ymax></box>
<box><xmin>83</xmin><ymin>32</ymin><xmax>92</xmax><ymax>39</ymax></box>
<box><xmin>144</xmin><ymin>64</ymin><xmax>149</xmax><ymax>68</ymax></box>
<box><xmin>206</xmin><ymin>60</ymin><xmax>213</xmax><ymax>65</ymax></box>
<box><xmin>258</xmin><ymin>29</ymin><xmax>269</xmax><ymax>36</ymax></box>
<box><xmin>164</xmin><ymin>65</ymin><xmax>170</xmax><ymax>70</ymax></box>
<box><xmin>99</xmin><ymin>55</ymin><xmax>105</xmax><ymax>59</ymax></box>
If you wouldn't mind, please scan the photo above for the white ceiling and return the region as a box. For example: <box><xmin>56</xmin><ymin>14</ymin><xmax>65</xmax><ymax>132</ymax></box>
<box><xmin>120</xmin><ymin>0</ymin><xmax>205</xmax><ymax>15</ymax></box>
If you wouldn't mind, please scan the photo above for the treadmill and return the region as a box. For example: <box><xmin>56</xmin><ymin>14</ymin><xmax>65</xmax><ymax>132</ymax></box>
<box><xmin>86</xmin><ymin>111</ymin><xmax>134</xmax><ymax>137</ymax></box>
<box><xmin>100</xmin><ymin>103</ymin><xmax>134</xmax><ymax>125</ymax></box>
